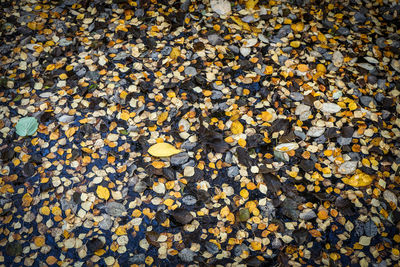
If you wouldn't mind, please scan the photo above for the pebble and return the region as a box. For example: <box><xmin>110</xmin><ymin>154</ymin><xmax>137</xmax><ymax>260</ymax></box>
<box><xmin>337</xmin><ymin>137</ymin><xmax>352</xmax><ymax>146</ymax></box>
<box><xmin>210</xmin><ymin>0</ymin><xmax>231</xmax><ymax>16</ymax></box>
<box><xmin>208</xmin><ymin>34</ymin><xmax>223</xmax><ymax>46</ymax></box>
<box><xmin>205</xmin><ymin>242</ymin><xmax>219</xmax><ymax>254</ymax></box>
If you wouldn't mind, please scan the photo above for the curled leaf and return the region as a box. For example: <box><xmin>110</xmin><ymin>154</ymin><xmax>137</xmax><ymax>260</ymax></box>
<box><xmin>16</xmin><ymin>117</ymin><xmax>39</xmax><ymax>137</ymax></box>
<box><xmin>148</xmin><ymin>143</ymin><xmax>181</xmax><ymax>157</ymax></box>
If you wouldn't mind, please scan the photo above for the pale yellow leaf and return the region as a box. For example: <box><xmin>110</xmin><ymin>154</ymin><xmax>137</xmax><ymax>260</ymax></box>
<box><xmin>148</xmin><ymin>143</ymin><xmax>181</xmax><ymax>157</ymax></box>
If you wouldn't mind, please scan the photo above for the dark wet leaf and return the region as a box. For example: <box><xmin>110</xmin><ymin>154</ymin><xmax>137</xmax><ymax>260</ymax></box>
<box><xmin>262</xmin><ymin>173</ymin><xmax>282</xmax><ymax>196</ymax></box>
<box><xmin>146</xmin><ymin>231</ymin><xmax>160</xmax><ymax>248</ymax></box>
<box><xmin>242</xmin><ymin>256</ymin><xmax>263</xmax><ymax>267</ymax></box>
<box><xmin>156</xmin><ymin>210</ymin><xmax>168</xmax><ymax>224</ymax></box>
<box><xmin>170</xmin><ymin>208</ymin><xmax>194</xmax><ymax>225</ymax></box>
<box><xmin>86</xmin><ymin>238</ymin><xmax>104</xmax><ymax>253</ymax></box>
<box><xmin>162</xmin><ymin>167</ymin><xmax>176</xmax><ymax>180</ymax></box>
<box><xmin>280</xmin><ymin>198</ymin><xmax>300</xmax><ymax>220</ymax></box>
<box><xmin>22</xmin><ymin>162</ymin><xmax>35</xmax><ymax>177</ymax></box>
<box><xmin>1</xmin><ymin>149</ymin><xmax>15</xmax><ymax>162</ymax></box>
<box><xmin>198</xmin><ymin>119</ymin><xmax>229</xmax><ymax>153</ymax></box>
<box><xmin>238</xmin><ymin>208</ymin><xmax>250</xmax><ymax>222</ymax></box>
<box><xmin>236</xmin><ymin>147</ymin><xmax>253</xmax><ymax>168</ymax></box>
<box><xmin>5</xmin><ymin>241</ymin><xmax>22</xmax><ymax>257</ymax></box>
<box><xmin>268</xmin><ymin>119</ymin><xmax>290</xmax><ymax>135</ymax></box>
<box><xmin>364</xmin><ymin>220</ymin><xmax>378</xmax><ymax>237</ymax></box>
<box><xmin>299</xmin><ymin>159</ymin><xmax>314</xmax><ymax>172</ymax></box>
<box><xmin>293</xmin><ymin>228</ymin><xmax>309</xmax><ymax>245</ymax></box>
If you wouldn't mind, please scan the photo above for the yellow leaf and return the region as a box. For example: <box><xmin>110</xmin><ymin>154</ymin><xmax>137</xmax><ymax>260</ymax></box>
<box><xmin>291</xmin><ymin>22</ymin><xmax>304</xmax><ymax>32</ymax></box>
<box><xmin>157</xmin><ymin>112</ymin><xmax>169</xmax><ymax>125</ymax></box>
<box><xmin>240</xmin><ymin>189</ymin><xmax>249</xmax><ymax>198</ymax></box>
<box><xmin>34</xmin><ymin>236</ymin><xmax>45</xmax><ymax>247</ymax></box>
<box><xmin>342</xmin><ymin>172</ymin><xmax>373</xmax><ymax>187</ymax></box>
<box><xmin>251</xmin><ymin>241</ymin><xmax>262</xmax><ymax>251</ymax></box>
<box><xmin>220</xmin><ymin>206</ymin><xmax>230</xmax><ymax>217</ymax></box>
<box><xmin>46</xmin><ymin>64</ymin><xmax>55</xmax><ymax>71</ymax></box>
<box><xmin>59</xmin><ymin>73</ymin><xmax>68</xmax><ymax>80</ymax></box>
<box><xmin>96</xmin><ymin>185</ymin><xmax>110</xmax><ymax>200</ymax></box>
<box><xmin>148</xmin><ymin>143</ymin><xmax>181</xmax><ymax>157</ymax></box>
<box><xmin>245</xmin><ymin>0</ymin><xmax>259</xmax><ymax>9</ymax></box>
<box><xmin>115</xmin><ymin>226</ymin><xmax>127</xmax><ymax>235</ymax></box>
<box><xmin>349</xmin><ymin>102</ymin><xmax>357</xmax><ymax>111</ymax></box>
<box><xmin>170</xmin><ymin>47</ymin><xmax>180</xmax><ymax>60</ymax></box>
<box><xmin>231</xmin><ymin>120</ymin><xmax>244</xmax><ymax>135</ymax></box>
<box><xmin>22</xmin><ymin>193</ymin><xmax>32</xmax><ymax>207</ymax></box>
<box><xmin>230</xmin><ymin>16</ymin><xmax>251</xmax><ymax>31</ymax></box>
<box><xmin>297</xmin><ymin>64</ymin><xmax>309</xmax><ymax>72</ymax></box>
<box><xmin>40</xmin><ymin>206</ymin><xmax>50</xmax><ymax>216</ymax></box>
<box><xmin>316</xmin><ymin>63</ymin><xmax>326</xmax><ymax>73</ymax></box>
<box><xmin>290</xmin><ymin>41</ymin><xmax>301</xmax><ymax>48</ymax></box>
<box><xmin>318</xmin><ymin>32</ymin><xmax>327</xmax><ymax>43</ymax></box>
<box><xmin>65</xmin><ymin>127</ymin><xmax>77</xmax><ymax>138</ymax></box>
<box><xmin>264</xmin><ymin>65</ymin><xmax>273</xmax><ymax>75</ymax></box>
<box><xmin>261</xmin><ymin>111</ymin><xmax>273</xmax><ymax>121</ymax></box>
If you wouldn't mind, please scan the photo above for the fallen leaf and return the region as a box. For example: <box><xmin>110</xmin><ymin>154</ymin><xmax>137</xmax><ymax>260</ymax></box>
<box><xmin>148</xmin><ymin>143</ymin><xmax>181</xmax><ymax>157</ymax></box>
<box><xmin>96</xmin><ymin>185</ymin><xmax>110</xmax><ymax>200</ymax></box>
<box><xmin>342</xmin><ymin>172</ymin><xmax>373</xmax><ymax>187</ymax></box>
<box><xmin>231</xmin><ymin>120</ymin><xmax>244</xmax><ymax>134</ymax></box>
<box><xmin>245</xmin><ymin>0</ymin><xmax>259</xmax><ymax>9</ymax></box>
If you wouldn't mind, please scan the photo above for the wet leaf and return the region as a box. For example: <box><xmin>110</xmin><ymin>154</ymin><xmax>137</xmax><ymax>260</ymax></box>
<box><xmin>148</xmin><ymin>143</ymin><xmax>181</xmax><ymax>157</ymax></box>
<box><xmin>342</xmin><ymin>172</ymin><xmax>373</xmax><ymax>187</ymax></box>
<box><xmin>16</xmin><ymin>117</ymin><xmax>38</xmax><ymax>136</ymax></box>
<box><xmin>96</xmin><ymin>185</ymin><xmax>110</xmax><ymax>200</ymax></box>
<box><xmin>170</xmin><ymin>208</ymin><xmax>193</xmax><ymax>225</ymax></box>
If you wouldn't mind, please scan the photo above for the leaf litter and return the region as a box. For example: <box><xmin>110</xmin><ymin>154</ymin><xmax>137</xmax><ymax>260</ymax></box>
<box><xmin>0</xmin><ymin>0</ymin><xmax>400</xmax><ymax>266</ymax></box>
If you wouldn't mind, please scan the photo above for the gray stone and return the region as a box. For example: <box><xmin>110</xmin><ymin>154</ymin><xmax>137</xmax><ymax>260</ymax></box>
<box><xmin>277</xmin><ymin>25</ymin><xmax>292</xmax><ymax>38</ymax></box>
<box><xmin>114</xmin><ymin>52</ymin><xmax>128</xmax><ymax>61</ymax></box>
<box><xmin>228</xmin><ymin>45</ymin><xmax>240</xmax><ymax>54</ymax></box>
<box><xmin>290</xmin><ymin>92</ymin><xmax>304</xmax><ymax>102</ymax></box>
<box><xmin>337</xmin><ymin>27</ymin><xmax>350</xmax><ymax>36</ymax></box>
<box><xmin>338</xmin><ymin>161</ymin><xmax>358</xmax><ymax>175</ymax></box>
<box><xmin>86</xmin><ymin>71</ymin><xmax>100</xmax><ymax>81</ymax></box>
<box><xmin>181</xmin><ymin>140</ymin><xmax>197</xmax><ymax>150</ymax></box>
<box><xmin>354</xmin><ymin>12</ymin><xmax>367</xmax><ymax>23</ymax></box>
<box><xmin>76</xmin><ymin>67</ymin><xmax>86</xmax><ymax>77</ymax></box>
<box><xmin>133</xmin><ymin>181</ymin><xmax>147</xmax><ymax>193</ymax></box>
<box><xmin>128</xmin><ymin>254</ymin><xmax>146</xmax><ymax>264</ymax></box>
<box><xmin>233</xmin><ymin>244</ymin><xmax>248</xmax><ymax>257</ymax></box>
<box><xmin>59</xmin><ymin>38</ymin><xmax>73</xmax><ymax>47</ymax></box>
<box><xmin>294</xmin><ymin>130</ymin><xmax>306</xmax><ymax>140</ymax></box>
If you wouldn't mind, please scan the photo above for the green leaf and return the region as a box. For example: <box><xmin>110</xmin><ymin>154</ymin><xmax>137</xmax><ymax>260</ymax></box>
<box><xmin>16</xmin><ymin>117</ymin><xmax>39</xmax><ymax>137</ymax></box>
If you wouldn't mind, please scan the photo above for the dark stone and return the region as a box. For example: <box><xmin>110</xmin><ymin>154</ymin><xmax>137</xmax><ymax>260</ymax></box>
<box><xmin>299</xmin><ymin>159</ymin><xmax>314</xmax><ymax>172</ymax></box>
<box><xmin>22</xmin><ymin>163</ymin><xmax>35</xmax><ymax>177</ymax></box>
<box><xmin>341</xmin><ymin>126</ymin><xmax>354</xmax><ymax>138</ymax></box>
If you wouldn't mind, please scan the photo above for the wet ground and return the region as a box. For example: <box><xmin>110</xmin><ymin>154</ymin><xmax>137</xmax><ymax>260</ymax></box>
<box><xmin>1</xmin><ymin>0</ymin><xmax>400</xmax><ymax>266</ymax></box>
